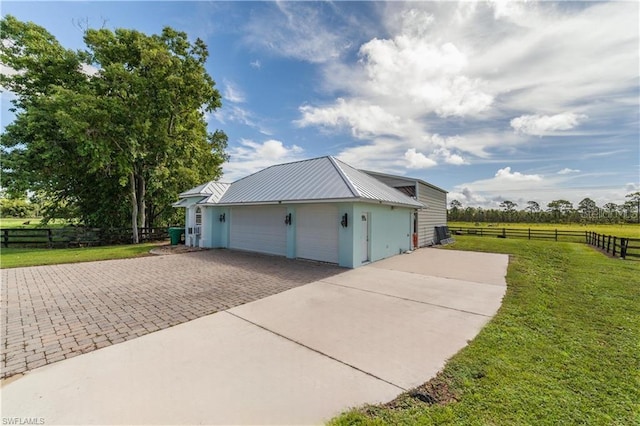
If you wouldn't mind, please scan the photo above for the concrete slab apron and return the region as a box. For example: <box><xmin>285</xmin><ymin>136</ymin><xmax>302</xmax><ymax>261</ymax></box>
<box><xmin>1</xmin><ymin>312</ymin><xmax>399</xmax><ymax>425</ymax></box>
<box><xmin>1</xmin><ymin>249</ymin><xmax>508</xmax><ymax>425</ymax></box>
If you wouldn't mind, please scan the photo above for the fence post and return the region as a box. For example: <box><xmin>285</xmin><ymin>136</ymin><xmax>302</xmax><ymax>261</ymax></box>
<box><xmin>48</xmin><ymin>229</ymin><xmax>53</xmax><ymax>248</ymax></box>
<box><xmin>555</xmin><ymin>229</ymin><xmax>558</xmax><ymax>242</ymax></box>
<box><xmin>620</xmin><ymin>238</ymin><xmax>627</xmax><ymax>259</ymax></box>
<box><xmin>613</xmin><ymin>236</ymin><xmax>617</xmax><ymax>257</ymax></box>
<box><xmin>480</xmin><ymin>228</ymin><xmax>483</xmax><ymax>236</ymax></box>
<box><xmin>528</xmin><ymin>228</ymin><xmax>531</xmax><ymax>240</ymax></box>
<box><xmin>3</xmin><ymin>229</ymin><xmax>8</xmax><ymax>248</ymax></box>
<box><xmin>502</xmin><ymin>228</ymin><xmax>506</xmax><ymax>238</ymax></box>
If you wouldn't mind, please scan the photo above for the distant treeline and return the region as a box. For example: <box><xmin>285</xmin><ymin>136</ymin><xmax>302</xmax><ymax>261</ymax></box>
<box><xmin>448</xmin><ymin>193</ymin><xmax>640</xmax><ymax>224</ymax></box>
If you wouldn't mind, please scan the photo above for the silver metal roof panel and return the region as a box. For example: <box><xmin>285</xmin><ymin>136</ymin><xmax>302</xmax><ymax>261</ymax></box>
<box><xmin>175</xmin><ymin>156</ymin><xmax>424</xmax><ymax>208</ymax></box>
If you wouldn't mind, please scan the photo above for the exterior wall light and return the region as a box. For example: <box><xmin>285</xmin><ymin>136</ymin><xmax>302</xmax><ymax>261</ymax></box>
<box><xmin>219</xmin><ymin>213</ymin><xmax>226</xmax><ymax>222</ymax></box>
<box><xmin>341</xmin><ymin>213</ymin><xmax>348</xmax><ymax>228</ymax></box>
<box><xmin>285</xmin><ymin>213</ymin><xmax>292</xmax><ymax>225</ymax></box>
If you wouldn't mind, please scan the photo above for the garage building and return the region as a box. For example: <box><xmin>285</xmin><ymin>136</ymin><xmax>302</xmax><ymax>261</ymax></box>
<box><xmin>175</xmin><ymin>156</ymin><xmax>440</xmax><ymax>268</ymax></box>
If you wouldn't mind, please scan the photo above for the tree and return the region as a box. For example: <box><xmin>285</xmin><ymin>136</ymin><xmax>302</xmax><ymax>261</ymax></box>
<box><xmin>602</xmin><ymin>202</ymin><xmax>618</xmax><ymax>223</ymax></box>
<box><xmin>499</xmin><ymin>200</ymin><xmax>518</xmax><ymax>212</ymax></box>
<box><xmin>1</xmin><ymin>16</ymin><xmax>227</xmax><ymax>242</ymax></box>
<box><xmin>577</xmin><ymin>197</ymin><xmax>598</xmax><ymax>222</ymax></box>
<box><xmin>525</xmin><ymin>201</ymin><xmax>541</xmax><ymax>213</ymax></box>
<box><xmin>547</xmin><ymin>199</ymin><xmax>573</xmax><ymax>221</ymax></box>
<box><xmin>499</xmin><ymin>200</ymin><xmax>517</xmax><ymax>222</ymax></box>
<box><xmin>625</xmin><ymin>192</ymin><xmax>640</xmax><ymax>224</ymax></box>
<box><xmin>448</xmin><ymin>200</ymin><xmax>462</xmax><ymax>221</ymax></box>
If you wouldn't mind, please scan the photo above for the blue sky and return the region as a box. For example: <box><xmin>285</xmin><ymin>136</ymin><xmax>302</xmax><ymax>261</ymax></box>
<box><xmin>2</xmin><ymin>1</ymin><xmax>638</xmax><ymax>209</ymax></box>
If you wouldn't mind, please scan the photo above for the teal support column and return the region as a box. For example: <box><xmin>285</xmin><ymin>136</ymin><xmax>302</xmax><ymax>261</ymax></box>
<box><xmin>286</xmin><ymin>205</ymin><xmax>296</xmax><ymax>259</ymax></box>
<box><xmin>338</xmin><ymin>203</ymin><xmax>355</xmax><ymax>268</ymax></box>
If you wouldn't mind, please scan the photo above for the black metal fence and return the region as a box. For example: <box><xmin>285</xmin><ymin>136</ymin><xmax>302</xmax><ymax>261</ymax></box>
<box><xmin>0</xmin><ymin>227</ymin><xmax>169</xmax><ymax>248</ymax></box>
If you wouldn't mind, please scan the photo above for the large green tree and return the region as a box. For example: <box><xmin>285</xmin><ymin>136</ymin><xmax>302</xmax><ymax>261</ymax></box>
<box><xmin>1</xmin><ymin>16</ymin><xmax>227</xmax><ymax>242</ymax></box>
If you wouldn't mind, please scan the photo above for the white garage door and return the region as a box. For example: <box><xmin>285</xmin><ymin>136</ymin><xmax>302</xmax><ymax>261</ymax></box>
<box><xmin>230</xmin><ymin>206</ymin><xmax>287</xmax><ymax>256</ymax></box>
<box><xmin>296</xmin><ymin>204</ymin><xmax>339</xmax><ymax>263</ymax></box>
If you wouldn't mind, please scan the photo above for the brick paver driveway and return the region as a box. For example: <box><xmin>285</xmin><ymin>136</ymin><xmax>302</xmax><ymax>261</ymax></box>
<box><xmin>1</xmin><ymin>250</ymin><xmax>343</xmax><ymax>379</ymax></box>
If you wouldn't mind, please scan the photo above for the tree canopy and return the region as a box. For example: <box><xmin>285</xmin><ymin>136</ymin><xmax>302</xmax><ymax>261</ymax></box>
<box><xmin>448</xmin><ymin>193</ymin><xmax>640</xmax><ymax>224</ymax></box>
<box><xmin>0</xmin><ymin>16</ymin><xmax>227</xmax><ymax>241</ymax></box>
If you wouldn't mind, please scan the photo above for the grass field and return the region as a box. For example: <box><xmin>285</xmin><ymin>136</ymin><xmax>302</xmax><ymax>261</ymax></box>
<box><xmin>448</xmin><ymin>221</ymin><xmax>640</xmax><ymax>238</ymax></box>
<box><xmin>330</xmin><ymin>236</ymin><xmax>640</xmax><ymax>425</ymax></box>
<box><xmin>0</xmin><ymin>217</ymin><xmax>68</xmax><ymax>228</ymax></box>
<box><xmin>0</xmin><ymin>243</ymin><xmax>159</xmax><ymax>268</ymax></box>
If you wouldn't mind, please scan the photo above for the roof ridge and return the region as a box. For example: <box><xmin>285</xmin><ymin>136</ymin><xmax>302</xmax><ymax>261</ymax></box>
<box><xmin>230</xmin><ymin>156</ymin><xmax>332</xmax><ymax>184</ymax></box>
<box><xmin>328</xmin><ymin>156</ymin><xmax>360</xmax><ymax>198</ymax></box>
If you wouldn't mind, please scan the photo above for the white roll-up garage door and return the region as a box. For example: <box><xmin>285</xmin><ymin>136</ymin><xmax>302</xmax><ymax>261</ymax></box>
<box><xmin>296</xmin><ymin>204</ymin><xmax>339</xmax><ymax>264</ymax></box>
<box><xmin>230</xmin><ymin>206</ymin><xmax>287</xmax><ymax>256</ymax></box>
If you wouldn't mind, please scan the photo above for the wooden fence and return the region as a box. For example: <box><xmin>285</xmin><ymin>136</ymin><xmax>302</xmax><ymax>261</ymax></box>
<box><xmin>448</xmin><ymin>226</ymin><xmax>639</xmax><ymax>260</ymax></box>
<box><xmin>585</xmin><ymin>232</ymin><xmax>640</xmax><ymax>260</ymax></box>
<box><xmin>0</xmin><ymin>227</ymin><xmax>169</xmax><ymax>248</ymax></box>
<box><xmin>448</xmin><ymin>226</ymin><xmax>586</xmax><ymax>242</ymax></box>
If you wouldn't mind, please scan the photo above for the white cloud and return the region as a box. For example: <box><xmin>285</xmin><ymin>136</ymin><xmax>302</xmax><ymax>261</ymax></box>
<box><xmin>223</xmin><ymin>80</ymin><xmax>246</xmax><ymax>103</ymax></box>
<box><xmin>297</xmin><ymin>98</ymin><xmax>412</xmax><ymax>139</ymax></box>
<box><xmin>243</xmin><ymin>2</ymin><xmax>353</xmax><ymax>63</ymax></box>
<box><xmin>404</xmin><ymin>148</ymin><xmax>437</xmax><ymax>169</ymax></box>
<box><xmin>213</xmin><ymin>105</ymin><xmax>254</xmax><ymax>127</ymax></box>
<box><xmin>292</xmin><ymin>1</ymin><xmax>637</xmax><ymax>176</ymax></box>
<box><xmin>356</xmin><ymin>32</ymin><xmax>493</xmax><ymax>118</ymax></box>
<box><xmin>510</xmin><ymin>112</ymin><xmax>588</xmax><ymax>136</ymax></box>
<box><xmin>223</xmin><ymin>139</ymin><xmax>304</xmax><ymax>180</ymax></box>
<box><xmin>558</xmin><ymin>168</ymin><xmax>580</xmax><ymax>175</ymax></box>
<box><xmin>250</xmin><ymin>59</ymin><xmax>261</xmax><ymax>69</ymax></box>
<box><xmin>80</xmin><ymin>63</ymin><xmax>99</xmax><ymax>76</ymax></box>
<box><xmin>494</xmin><ymin>167</ymin><xmax>542</xmax><ymax>182</ymax></box>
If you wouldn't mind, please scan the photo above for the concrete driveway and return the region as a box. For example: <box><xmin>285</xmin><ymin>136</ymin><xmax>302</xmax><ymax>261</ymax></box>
<box><xmin>1</xmin><ymin>248</ymin><xmax>508</xmax><ymax>425</ymax></box>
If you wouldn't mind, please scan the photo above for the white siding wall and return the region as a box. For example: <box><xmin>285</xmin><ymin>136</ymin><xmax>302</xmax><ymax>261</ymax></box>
<box><xmin>417</xmin><ymin>183</ymin><xmax>447</xmax><ymax>246</ymax></box>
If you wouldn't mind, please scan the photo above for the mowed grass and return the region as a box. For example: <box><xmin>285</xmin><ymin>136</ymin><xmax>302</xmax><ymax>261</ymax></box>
<box><xmin>448</xmin><ymin>221</ymin><xmax>640</xmax><ymax>238</ymax></box>
<box><xmin>330</xmin><ymin>236</ymin><xmax>640</xmax><ymax>425</ymax></box>
<box><xmin>0</xmin><ymin>217</ymin><xmax>68</xmax><ymax>228</ymax></box>
<box><xmin>0</xmin><ymin>243</ymin><xmax>159</xmax><ymax>268</ymax></box>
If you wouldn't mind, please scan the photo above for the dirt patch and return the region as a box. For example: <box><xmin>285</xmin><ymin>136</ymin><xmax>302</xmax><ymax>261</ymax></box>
<box><xmin>379</xmin><ymin>370</ymin><xmax>460</xmax><ymax>412</ymax></box>
<box><xmin>149</xmin><ymin>244</ymin><xmax>208</xmax><ymax>255</ymax></box>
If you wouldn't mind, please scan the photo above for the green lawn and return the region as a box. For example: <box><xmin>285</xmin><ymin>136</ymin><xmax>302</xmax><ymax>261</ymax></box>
<box><xmin>0</xmin><ymin>243</ymin><xmax>159</xmax><ymax>268</ymax></box>
<box><xmin>330</xmin><ymin>236</ymin><xmax>640</xmax><ymax>425</ymax></box>
<box><xmin>0</xmin><ymin>217</ymin><xmax>68</xmax><ymax>228</ymax></box>
<box><xmin>448</xmin><ymin>221</ymin><xmax>640</xmax><ymax>238</ymax></box>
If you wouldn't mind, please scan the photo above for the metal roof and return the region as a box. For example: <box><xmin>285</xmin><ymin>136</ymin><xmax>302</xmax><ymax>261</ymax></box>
<box><xmin>332</xmin><ymin>158</ymin><xmax>424</xmax><ymax>207</ymax></box>
<box><xmin>179</xmin><ymin>181</ymin><xmax>231</xmax><ymax>198</ymax></box>
<box><xmin>172</xmin><ymin>196</ymin><xmax>207</xmax><ymax>207</ymax></box>
<box><xmin>363</xmin><ymin>170</ymin><xmax>448</xmax><ymax>194</ymax></box>
<box><xmin>177</xmin><ymin>156</ymin><xmax>423</xmax><ymax>208</ymax></box>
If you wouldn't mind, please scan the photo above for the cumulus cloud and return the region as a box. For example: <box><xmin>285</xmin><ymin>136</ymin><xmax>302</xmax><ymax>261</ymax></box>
<box><xmin>404</xmin><ymin>148</ymin><xmax>437</xmax><ymax>169</ymax></box>
<box><xmin>293</xmin><ymin>1</ymin><xmax>636</xmax><ymax>175</ymax></box>
<box><xmin>297</xmin><ymin>98</ymin><xmax>412</xmax><ymax>139</ymax></box>
<box><xmin>353</xmin><ymin>27</ymin><xmax>493</xmax><ymax>118</ymax></box>
<box><xmin>494</xmin><ymin>167</ymin><xmax>542</xmax><ymax>181</ymax></box>
<box><xmin>510</xmin><ymin>112</ymin><xmax>588</xmax><ymax>136</ymax></box>
<box><xmin>223</xmin><ymin>139</ymin><xmax>304</xmax><ymax>180</ymax></box>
